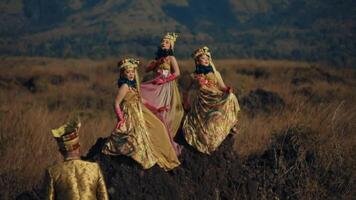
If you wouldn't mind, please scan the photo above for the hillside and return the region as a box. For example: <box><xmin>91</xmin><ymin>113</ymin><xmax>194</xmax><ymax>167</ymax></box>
<box><xmin>0</xmin><ymin>0</ymin><xmax>355</xmax><ymax>66</ymax></box>
<box><xmin>0</xmin><ymin>57</ymin><xmax>355</xmax><ymax>199</ymax></box>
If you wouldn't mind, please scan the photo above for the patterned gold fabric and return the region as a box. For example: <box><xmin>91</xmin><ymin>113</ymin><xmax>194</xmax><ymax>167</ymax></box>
<box><xmin>142</xmin><ymin>105</ymin><xmax>181</xmax><ymax>170</ymax></box>
<box><xmin>102</xmin><ymin>89</ymin><xmax>180</xmax><ymax>170</ymax></box>
<box><xmin>183</xmin><ymin>72</ymin><xmax>240</xmax><ymax>154</ymax></box>
<box><xmin>43</xmin><ymin>159</ymin><xmax>108</xmax><ymax>200</ymax></box>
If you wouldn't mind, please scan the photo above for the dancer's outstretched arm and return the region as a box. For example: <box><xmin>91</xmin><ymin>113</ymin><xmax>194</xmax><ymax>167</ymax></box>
<box><xmin>114</xmin><ymin>84</ymin><xmax>129</xmax><ymax>128</ymax></box>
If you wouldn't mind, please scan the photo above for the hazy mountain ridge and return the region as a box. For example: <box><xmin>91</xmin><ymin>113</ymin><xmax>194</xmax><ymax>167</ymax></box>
<box><xmin>0</xmin><ymin>0</ymin><xmax>355</xmax><ymax>66</ymax></box>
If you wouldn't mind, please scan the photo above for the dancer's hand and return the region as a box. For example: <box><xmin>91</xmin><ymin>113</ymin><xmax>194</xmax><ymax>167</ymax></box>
<box><xmin>115</xmin><ymin>119</ymin><xmax>126</xmax><ymax>129</ymax></box>
<box><xmin>157</xmin><ymin>105</ymin><xmax>170</xmax><ymax>112</ymax></box>
<box><xmin>153</xmin><ymin>78</ymin><xmax>165</xmax><ymax>85</ymax></box>
<box><xmin>224</xmin><ymin>86</ymin><xmax>233</xmax><ymax>93</ymax></box>
<box><xmin>165</xmin><ymin>74</ymin><xmax>177</xmax><ymax>82</ymax></box>
<box><xmin>114</xmin><ymin>107</ymin><xmax>125</xmax><ymax>128</ymax></box>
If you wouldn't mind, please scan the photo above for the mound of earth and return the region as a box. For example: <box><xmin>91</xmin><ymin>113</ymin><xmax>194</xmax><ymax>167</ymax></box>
<box><xmin>17</xmin><ymin>127</ymin><xmax>352</xmax><ymax>199</ymax></box>
<box><xmin>240</xmin><ymin>89</ymin><xmax>285</xmax><ymax>116</ymax></box>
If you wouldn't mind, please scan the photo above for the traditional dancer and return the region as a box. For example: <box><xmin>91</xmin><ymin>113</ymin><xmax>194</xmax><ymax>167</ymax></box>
<box><xmin>102</xmin><ymin>58</ymin><xmax>180</xmax><ymax>171</ymax></box>
<box><xmin>140</xmin><ymin>32</ymin><xmax>184</xmax><ymax>155</ymax></box>
<box><xmin>183</xmin><ymin>46</ymin><xmax>240</xmax><ymax>154</ymax></box>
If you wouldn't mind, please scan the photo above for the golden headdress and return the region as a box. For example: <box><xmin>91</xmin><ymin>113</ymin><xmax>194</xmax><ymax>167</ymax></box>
<box><xmin>118</xmin><ymin>58</ymin><xmax>140</xmax><ymax>71</ymax></box>
<box><xmin>162</xmin><ymin>32</ymin><xmax>178</xmax><ymax>49</ymax></box>
<box><xmin>192</xmin><ymin>46</ymin><xmax>224</xmax><ymax>84</ymax></box>
<box><xmin>118</xmin><ymin>57</ymin><xmax>141</xmax><ymax>92</ymax></box>
<box><xmin>51</xmin><ymin>117</ymin><xmax>81</xmax><ymax>152</ymax></box>
<box><xmin>193</xmin><ymin>46</ymin><xmax>211</xmax><ymax>59</ymax></box>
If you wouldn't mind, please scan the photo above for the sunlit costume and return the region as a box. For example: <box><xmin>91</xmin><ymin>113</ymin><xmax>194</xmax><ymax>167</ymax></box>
<box><xmin>183</xmin><ymin>47</ymin><xmax>240</xmax><ymax>154</ymax></box>
<box><xmin>140</xmin><ymin>32</ymin><xmax>184</xmax><ymax>155</ymax></box>
<box><xmin>102</xmin><ymin>58</ymin><xmax>180</xmax><ymax>171</ymax></box>
<box><xmin>44</xmin><ymin>118</ymin><xmax>109</xmax><ymax>200</ymax></box>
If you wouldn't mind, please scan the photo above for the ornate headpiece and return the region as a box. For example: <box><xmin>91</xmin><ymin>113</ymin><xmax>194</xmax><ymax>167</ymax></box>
<box><xmin>118</xmin><ymin>58</ymin><xmax>140</xmax><ymax>71</ymax></box>
<box><xmin>51</xmin><ymin>117</ymin><xmax>81</xmax><ymax>152</ymax></box>
<box><xmin>192</xmin><ymin>46</ymin><xmax>221</xmax><ymax>80</ymax></box>
<box><xmin>193</xmin><ymin>46</ymin><xmax>211</xmax><ymax>59</ymax></box>
<box><xmin>162</xmin><ymin>32</ymin><xmax>178</xmax><ymax>49</ymax></box>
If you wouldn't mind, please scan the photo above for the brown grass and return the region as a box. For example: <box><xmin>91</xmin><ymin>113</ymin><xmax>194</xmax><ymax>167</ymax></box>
<box><xmin>0</xmin><ymin>56</ymin><xmax>355</xmax><ymax>198</ymax></box>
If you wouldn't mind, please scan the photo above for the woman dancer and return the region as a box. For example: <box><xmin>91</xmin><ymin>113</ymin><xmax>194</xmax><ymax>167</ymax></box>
<box><xmin>182</xmin><ymin>46</ymin><xmax>240</xmax><ymax>154</ymax></box>
<box><xmin>102</xmin><ymin>58</ymin><xmax>180</xmax><ymax>171</ymax></box>
<box><xmin>140</xmin><ymin>32</ymin><xmax>184</xmax><ymax>155</ymax></box>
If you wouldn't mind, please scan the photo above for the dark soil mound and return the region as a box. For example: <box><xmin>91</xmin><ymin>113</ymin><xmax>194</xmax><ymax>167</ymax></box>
<box><xmin>85</xmin><ymin>135</ymin><xmax>244</xmax><ymax>200</ymax></box>
<box><xmin>84</xmin><ymin>126</ymin><xmax>352</xmax><ymax>199</ymax></box>
<box><xmin>240</xmin><ymin>89</ymin><xmax>285</xmax><ymax>116</ymax></box>
<box><xmin>17</xmin><ymin>127</ymin><xmax>353</xmax><ymax>199</ymax></box>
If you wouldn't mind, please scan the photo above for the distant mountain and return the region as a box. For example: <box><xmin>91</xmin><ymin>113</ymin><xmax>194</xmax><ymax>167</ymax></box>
<box><xmin>0</xmin><ymin>0</ymin><xmax>355</xmax><ymax>66</ymax></box>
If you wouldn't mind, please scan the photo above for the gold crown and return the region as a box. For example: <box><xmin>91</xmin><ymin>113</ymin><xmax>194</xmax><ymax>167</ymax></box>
<box><xmin>51</xmin><ymin>117</ymin><xmax>81</xmax><ymax>152</ymax></box>
<box><xmin>193</xmin><ymin>46</ymin><xmax>211</xmax><ymax>59</ymax></box>
<box><xmin>163</xmin><ymin>32</ymin><xmax>178</xmax><ymax>43</ymax></box>
<box><xmin>118</xmin><ymin>58</ymin><xmax>140</xmax><ymax>71</ymax></box>
<box><xmin>163</xmin><ymin>32</ymin><xmax>178</xmax><ymax>48</ymax></box>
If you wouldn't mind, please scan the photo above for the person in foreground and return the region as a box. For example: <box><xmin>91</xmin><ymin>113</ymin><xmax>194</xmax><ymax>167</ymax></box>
<box><xmin>182</xmin><ymin>46</ymin><xmax>240</xmax><ymax>154</ymax></box>
<box><xmin>43</xmin><ymin>117</ymin><xmax>109</xmax><ymax>200</ymax></box>
<box><xmin>102</xmin><ymin>58</ymin><xmax>180</xmax><ymax>171</ymax></box>
<box><xmin>140</xmin><ymin>32</ymin><xmax>184</xmax><ymax>155</ymax></box>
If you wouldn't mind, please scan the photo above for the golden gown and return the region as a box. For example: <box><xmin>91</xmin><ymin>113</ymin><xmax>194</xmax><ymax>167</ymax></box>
<box><xmin>43</xmin><ymin>159</ymin><xmax>108</xmax><ymax>200</ymax></box>
<box><xmin>183</xmin><ymin>72</ymin><xmax>240</xmax><ymax>154</ymax></box>
<box><xmin>102</xmin><ymin>88</ymin><xmax>180</xmax><ymax>171</ymax></box>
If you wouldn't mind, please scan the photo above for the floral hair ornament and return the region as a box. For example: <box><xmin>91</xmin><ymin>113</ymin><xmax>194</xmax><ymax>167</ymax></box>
<box><xmin>163</xmin><ymin>32</ymin><xmax>178</xmax><ymax>49</ymax></box>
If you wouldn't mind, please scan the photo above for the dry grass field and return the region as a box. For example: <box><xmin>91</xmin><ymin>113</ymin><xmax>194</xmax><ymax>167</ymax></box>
<box><xmin>0</xmin><ymin>56</ymin><xmax>355</xmax><ymax>199</ymax></box>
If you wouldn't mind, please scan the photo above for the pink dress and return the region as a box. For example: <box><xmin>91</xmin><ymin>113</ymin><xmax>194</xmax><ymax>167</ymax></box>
<box><xmin>140</xmin><ymin>58</ymin><xmax>184</xmax><ymax>155</ymax></box>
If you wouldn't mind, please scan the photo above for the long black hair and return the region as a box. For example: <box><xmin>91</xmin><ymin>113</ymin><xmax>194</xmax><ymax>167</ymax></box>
<box><xmin>155</xmin><ymin>47</ymin><xmax>174</xmax><ymax>60</ymax></box>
